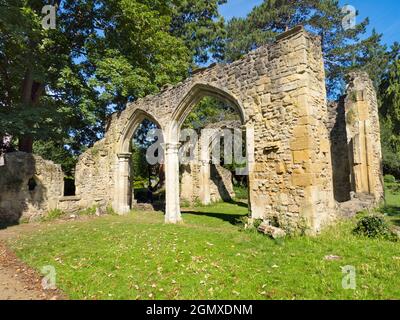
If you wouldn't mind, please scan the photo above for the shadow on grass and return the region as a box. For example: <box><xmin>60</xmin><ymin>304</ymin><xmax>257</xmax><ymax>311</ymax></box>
<box><xmin>383</xmin><ymin>204</ymin><xmax>400</xmax><ymax>227</ymax></box>
<box><xmin>384</xmin><ymin>205</ymin><xmax>400</xmax><ymax>217</ymax></box>
<box><xmin>181</xmin><ymin>210</ymin><xmax>248</xmax><ymax>225</ymax></box>
<box><xmin>182</xmin><ymin>200</ymin><xmax>249</xmax><ymax>225</ymax></box>
<box><xmin>392</xmin><ymin>219</ymin><xmax>400</xmax><ymax>227</ymax></box>
<box><xmin>225</xmin><ymin>199</ymin><xmax>249</xmax><ymax>208</ymax></box>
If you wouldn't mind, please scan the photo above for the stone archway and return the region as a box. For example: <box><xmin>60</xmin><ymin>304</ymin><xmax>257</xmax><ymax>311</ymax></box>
<box><xmin>72</xmin><ymin>27</ymin><xmax>341</xmax><ymax>233</ymax></box>
<box><xmin>163</xmin><ymin>85</ymin><xmax>250</xmax><ymax>223</ymax></box>
<box><xmin>114</xmin><ymin>109</ymin><xmax>164</xmax><ymax>214</ymax></box>
<box><xmin>180</xmin><ymin>120</ymin><xmax>243</xmax><ymax>206</ymax></box>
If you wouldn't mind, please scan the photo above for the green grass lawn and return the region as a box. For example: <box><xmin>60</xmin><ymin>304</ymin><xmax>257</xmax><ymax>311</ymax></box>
<box><xmin>384</xmin><ymin>182</ymin><xmax>400</xmax><ymax>227</ymax></box>
<box><xmin>6</xmin><ymin>196</ymin><xmax>400</xmax><ymax>300</ymax></box>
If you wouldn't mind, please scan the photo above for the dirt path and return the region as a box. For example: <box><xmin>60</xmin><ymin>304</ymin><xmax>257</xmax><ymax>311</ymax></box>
<box><xmin>0</xmin><ymin>223</ymin><xmax>66</xmax><ymax>300</ymax></box>
<box><xmin>0</xmin><ymin>257</ymin><xmax>43</xmax><ymax>300</ymax></box>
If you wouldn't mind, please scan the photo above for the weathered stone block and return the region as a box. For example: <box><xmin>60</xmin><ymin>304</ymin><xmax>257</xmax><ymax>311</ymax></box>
<box><xmin>320</xmin><ymin>139</ymin><xmax>330</xmax><ymax>153</ymax></box>
<box><xmin>258</xmin><ymin>222</ymin><xmax>286</xmax><ymax>239</ymax></box>
<box><xmin>293</xmin><ymin>150</ymin><xmax>311</xmax><ymax>163</ymax></box>
<box><xmin>292</xmin><ymin>173</ymin><xmax>316</xmax><ymax>187</ymax></box>
<box><xmin>290</xmin><ymin>136</ymin><xmax>313</xmax><ymax>151</ymax></box>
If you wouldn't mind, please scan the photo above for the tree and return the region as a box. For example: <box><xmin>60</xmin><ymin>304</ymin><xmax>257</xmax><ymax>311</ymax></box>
<box><xmin>379</xmin><ymin>43</ymin><xmax>400</xmax><ymax>177</ymax></box>
<box><xmin>380</xmin><ymin>43</ymin><xmax>400</xmax><ymax>136</ymax></box>
<box><xmin>1</xmin><ymin>0</ymin><xmax>226</xmax><ymax>157</ymax></box>
<box><xmin>1</xmin><ymin>0</ymin><xmax>67</xmax><ymax>152</ymax></box>
<box><xmin>223</xmin><ymin>0</ymin><xmax>387</xmax><ymax>97</ymax></box>
<box><xmin>182</xmin><ymin>96</ymin><xmax>240</xmax><ymax>130</ymax></box>
<box><xmin>381</xmin><ymin>120</ymin><xmax>400</xmax><ymax>178</ymax></box>
<box><xmin>170</xmin><ymin>0</ymin><xmax>227</xmax><ymax>65</ymax></box>
<box><xmin>32</xmin><ymin>140</ymin><xmax>78</xmax><ymax>175</ymax></box>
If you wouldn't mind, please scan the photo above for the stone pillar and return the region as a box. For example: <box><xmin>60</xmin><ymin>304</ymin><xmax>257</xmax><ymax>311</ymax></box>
<box><xmin>115</xmin><ymin>153</ymin><xmax>132</xmax><ymax>214</ymax></box>
<box><xmin>345</xmin><ymin>72</ymin><xmax>384</xmax><ymax>202</ymax></box>
<box><xmin>199</xmin><ymin>160</ymin><xmax>211</xmax><ymax>205</ymax></box>
<box><xmin>199</xmin><ymin>131</ymin><xmax>212</xmax><ymax>205</ymax></box>
<box><xmin>163</xmin><ymin>143</ymin><xmax>182</xmax><ymax>223</ymax></box>
<box><xmin>245</xmin><ymin>125</ymin><xmax>255</xmax><ymax>215</ymax></box>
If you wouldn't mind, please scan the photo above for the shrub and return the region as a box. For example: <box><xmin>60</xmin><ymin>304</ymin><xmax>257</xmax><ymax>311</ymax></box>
<box><xmin>78</xmin><ymin>206</ymin><xmax>97</xmax><ymax>216</ymax></box>
<box><xmin>233</xmin><ymin>185</ymin><xmax>248</xmax><ymax>200</ymax></box>
<box><xmin>353</xmin><ymin>215</ymin><xmax>397</xmax><ymax>241</ymax></box>
<box><xmin>106</xmin><ymin>205</ymin><xmax>118</xmax><ymax>216</ymax></box>
<box><xmin>180</xmin><ymin>199</ymin><xmax>191</xmax><ymax>208</ymax></box>
<box><xmin>252</xmin><ymin>218</ymin><xmax>263</xmax><ymax>229</ymax></box>
<box><xmin>42</xmin><ymin>209</ymin><xmax>65</xmax><ymax>222</ymax></box>
<box><xmin>384</xmin><ymin>175</ymin><xmax>396</xmax><ymax>183</ymax></box>
<box><xmin>235</xmin><ymin>216</ymin><xmax>259</xmax><ymax>233</ymax></box>
<box><xmin>193</xmin><ymin>198</ymin><xmax>204</xmax><ymax>208</ymax></box>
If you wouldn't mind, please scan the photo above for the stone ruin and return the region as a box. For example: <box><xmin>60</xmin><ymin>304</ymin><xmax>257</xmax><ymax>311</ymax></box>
<box><xmin>180</xmin><ymin>120</ymin><xmax>240</xmax><ymax>205</ymax></box>
<box><xmin>0</xmin><ymin>27</ymin><xmax>384</xmax><ymax>233</ymax></box>
<box><xmin>327</xmin><ymin>72</ymin><xmax>384</xmax><ymax>216</ymax></box>
<box><xmin>0</xmin><ymin>152</ymin><xmax>64</xmax><ymax>224</ymax></box>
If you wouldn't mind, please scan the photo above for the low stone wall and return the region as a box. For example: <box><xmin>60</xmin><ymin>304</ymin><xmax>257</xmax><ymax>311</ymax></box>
<box><xmin>181</xmin><ymin>163</ymin><xmax>236</xmax><ymax>204</ymax></box>
<box><xmin>0</xmin><ymin>152</ymin><xmax>64</xmax><ymax>225</ymax></box>
<box><xmin>57</xmin><ymin>196</ymin><xmax>82</xmax><ymax>214</ymax></box>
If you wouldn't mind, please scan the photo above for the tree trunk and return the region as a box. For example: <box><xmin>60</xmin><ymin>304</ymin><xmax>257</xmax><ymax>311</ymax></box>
<box><xmin>18</xmin><ymin>70</ymin><xmax>44</xmax><ymax>153</ymax></box>
<box><xmin>18</xmin><ymin>135</ymin><xmax>34</xmax><ymax>153</ymax></box>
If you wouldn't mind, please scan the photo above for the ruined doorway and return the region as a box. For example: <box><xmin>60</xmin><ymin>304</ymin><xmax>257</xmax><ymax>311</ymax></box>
<box><xmin>131</xmin><ymin>119</ymin><xmax>165</xmax><ymax>210</ymax></box>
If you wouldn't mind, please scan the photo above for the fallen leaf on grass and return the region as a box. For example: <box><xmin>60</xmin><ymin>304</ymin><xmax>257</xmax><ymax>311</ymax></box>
<box><xmin>324</xmin><ymin>255</ymin><xmax>342</xmax><ymax>261</ymax></box>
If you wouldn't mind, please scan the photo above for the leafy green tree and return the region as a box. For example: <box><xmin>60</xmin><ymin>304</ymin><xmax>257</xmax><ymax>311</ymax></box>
<box><xmin>182</xmin><ymin>96</ymin><xmax>240</xmax><ymax>130</ymax></box>
<box><xmin>381</xmin><ymin>120</ymin><xmax>400</xmax><ymax>178</ymax></box>
<box><xmin>170</xmin><ymin>0</ymin><xmax>227</xmax><ymax>64</ymax></box>
<box><xmin>223</xmin><ymin>0</ymin><xmax>387</xmax><ymax>97</ymax></box>
<box><xmin>1</xmin><ymin>0</ymin><xmax>226</xmax><ymax>157</ymax></box>
<box><xmin>131</xmin><ymin>144</ymin><xmax>150</xmax><ymax>182</ymax></box>
<box><xmin>33</xmin><ymin>140</ymin><xmax>78</xmax><ymax>175</ymax></box>
<box><xmin>380</xmin><ymin>44</ymin><xmax>400</xmax><ymax>136</ymax></box>
<box><xmin>379</xmin><ymin>43</ymin><xmax>400</xmax><ymax>177</ymax></box>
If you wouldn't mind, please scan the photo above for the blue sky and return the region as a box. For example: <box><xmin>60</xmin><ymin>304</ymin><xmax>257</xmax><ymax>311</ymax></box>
<box><xmin>220</xmin><ymin>0</ymin><xmax>399</xmax><ymax>47</ymax></box>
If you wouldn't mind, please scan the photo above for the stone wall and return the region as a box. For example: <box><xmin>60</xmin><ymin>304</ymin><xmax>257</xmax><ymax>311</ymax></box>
<box><xmin>327</xmin><ymin>72</ymin><xmax>384</xmax><ymax>204</ymax></box>
<box><xmin>74</xmin><ymin>139</ymin><xmax>114</xmax><ymax>209</ymax></box>
<box><xmin>328</xmin><ymin>99</ymin><xmax>352</xmax><ymax>202</ymax></box>
<box><xmin>345</xmin><ymin>72</ymin><xmax>384</xmax><ymax>202</ymax></box>
<box><xmin>181</xmin><ymin>163</ymin><xmax>235</xmax><ymax>205</ymax></box>
<box><xmin>209</xmin><ymin>165</ymin><xmax>235</xmax><ymax>203</ymax></box>
<box><xmin>249</xmin><ymin>27</ymin><xmax>336</xmax><ymax>231</ymax></box>
<box><xmin>0</xmin><ymin>152</ymin><xmax>64</xmax><ymax>225</ymax></box>
<box><xmin>0</xmin><ymin>28</ymin><xmax>385</xmax><ymax>234</ymax></box>
<box><xmin>180</xmin><ymin>121</ymin><xmax>238</xmax><ymax>205</ymax></box>
<box><xmin>71</xmin><ymin>26</ymin><xmax>337</xmax><ymax>233</ymax></box>
<box><xmin>180</xmin><ymin>164</ymin><xmax>199</xmax><ymax>204</ymax></box>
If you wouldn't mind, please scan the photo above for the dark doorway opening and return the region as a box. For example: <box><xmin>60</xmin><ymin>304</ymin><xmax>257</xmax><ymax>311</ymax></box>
<box><xmin>64</xmin><ymin>177</ymin><xmax>76</xmax><ymax>196</ymax></box>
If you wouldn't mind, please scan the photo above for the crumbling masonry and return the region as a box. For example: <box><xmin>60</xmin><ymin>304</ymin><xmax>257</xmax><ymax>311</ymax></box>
<box><xmin>0</xmin><ymin>27</ymin><xmax>384</xmax><ymax>233</ymax></box>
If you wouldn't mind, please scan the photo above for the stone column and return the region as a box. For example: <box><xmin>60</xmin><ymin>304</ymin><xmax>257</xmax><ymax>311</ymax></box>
<box><xmin>245</xmin><ymin>125</ymin><xmax>255</xmax><ymax>215</ymax></box>
<box><xmin>199</xmin><ymin>133</ymin><xmax>211</xmax><ymax>205</ymax></box>
<box><xmin>115</xmin><ymin>153</ymin><xmax>132</xmax><ymax>214</ymax></box>
<box><xmin>163</xmin><ymin>143</ymin><xmax>182</xmax><ymax>223</ymax></box>
<box><xmin>344</xmin><ymin>73</ymin><xmax>384</xmax><ymax>202</ymax></box>
<box><xmin>199</xmin><ymin>160</ymin><xmax>211</xmax><ymax>205</ymax></box>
